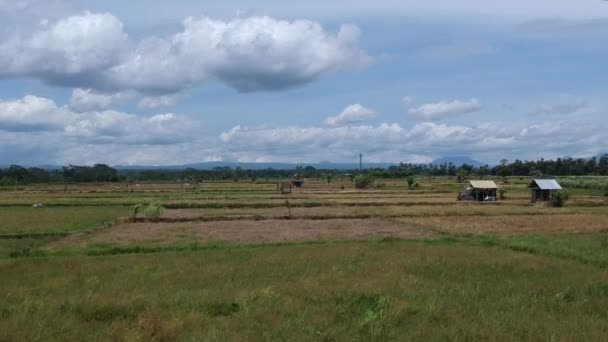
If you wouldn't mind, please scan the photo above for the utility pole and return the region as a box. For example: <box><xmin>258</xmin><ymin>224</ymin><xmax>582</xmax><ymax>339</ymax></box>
<box><xmin>359</xmin><ymin>153</ymin><xmax>363</xmax><ymax>171</ymax></box>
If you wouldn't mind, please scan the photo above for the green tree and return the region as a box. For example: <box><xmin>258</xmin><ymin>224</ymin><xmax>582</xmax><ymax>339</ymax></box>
<box><xmin>354</xmin><ymin>174</ymin><xmax>374</xmax><ymax>189</ymax></box>
<box><xmin>498</xmin><ymin>159</ymin><xmax>512</xmax><ymax>183</ymax></box>
<box><xmin>406</xmin><ymin>176</ymin><xmax>415</xmax><ymax>189</ymax></box>
<box><xmin>456</xmin><ymin>168</ymin><xmax>469</xmax><ymax>183</ymax></box>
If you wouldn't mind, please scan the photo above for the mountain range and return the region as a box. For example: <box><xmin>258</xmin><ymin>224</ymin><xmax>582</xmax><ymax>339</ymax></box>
<box><xmin>114</xmin><ymin>156</ymin><xmax>488</xmax><ymax>170</ymax></box>
<box><xmin>5</xmin><ymin>154</ymin><xmax>606</xmax><ymax>171</ymax></box>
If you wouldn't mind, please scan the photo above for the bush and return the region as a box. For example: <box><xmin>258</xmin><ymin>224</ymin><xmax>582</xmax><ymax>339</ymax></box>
<box><xmin>604</xmin><ymin>185</ymin><xmax>608</xmax><ymax>197</ymax></box>
<box><xmin>0</xmin><ymin>176</ymin><xmax>15</xmax><ymax>187</ymax></box>
<box><xmin>354</xmin><ymin>174</ymin><xmax>374</xmax><ymax>189</ymax></box>
<box><xmin>550</xmin><ymin>191</ymin><xmax>570</xmax><ymax>207</ymax></box>
<box><xmin>129</xmin><ymin>202</ymin><xmax>164</xmax><ymax>222</ymax></box>
<box><xmin>406</xmin><ymin>176</ymin><xmax>415</xmax><ymax>189</ymax></box>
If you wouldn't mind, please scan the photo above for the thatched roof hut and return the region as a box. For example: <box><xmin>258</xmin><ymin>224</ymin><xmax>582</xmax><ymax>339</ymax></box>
<box><xmin>463</xmin><ymin>180</ymin><xmax>498</xmax><ymax>202</ymax></box>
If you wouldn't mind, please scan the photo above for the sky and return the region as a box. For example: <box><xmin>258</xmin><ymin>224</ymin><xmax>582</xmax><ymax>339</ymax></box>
<box><xmin>0</xmin><ymin>0</ymin><xmax>607</xmax><ymax>166</ymax></box>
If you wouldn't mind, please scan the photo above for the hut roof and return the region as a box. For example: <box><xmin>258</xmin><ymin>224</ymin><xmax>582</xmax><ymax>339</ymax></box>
<box><xmin>529</xmin><ymin>179</ymin><xmax>562</xmax><ymax>190</ymax></box>
<box><xmin>469</xmin><ymin>180</ymin><xmax>498</xmax><ymax>189</ymax></box>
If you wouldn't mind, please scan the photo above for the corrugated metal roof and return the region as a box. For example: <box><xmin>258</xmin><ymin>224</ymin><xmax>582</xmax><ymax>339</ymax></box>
<box><xmin>530</xmin><ymin>179</ymin><xmax>562</xmax><ymax>190</ymax></box>
<box><xmin>469</xmin><ymin>180</ymin><xmax>498</xmax><ymax>189</ymax></box>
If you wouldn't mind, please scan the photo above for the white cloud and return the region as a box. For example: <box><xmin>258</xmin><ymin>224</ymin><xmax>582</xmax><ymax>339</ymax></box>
<box><xmin>2</xmin><ymin>94</ymin><xmax>607</xmax><ymax>165</ymax></box>
<box><xmin>408</xmin><ymin>98</ymin><xmax>482</xmax><ymax>121</ymax></box>
<box><xmin>137</xmin><ymin>94</ymin><xmax>180</xmax><ymax>110</ymax></box>
<box><xmin>0</xmin><ymin>11</ymin><xmax>127</xmax><ymax>78</ymax></box>
<box><xmin>219</xmin><ymin>121</ymin><xmax>491</xmax><ymax>162</ymax></box>
<box><xmin>0</xmin><ymin>11</ymin><xmax>370</xmax><ymax>95</ymax></box>
<box><xmin>69</xmin><ymin>88</ymin><xmax>131</xmax><ymax>112</ymax></box>
<box><xmin>217</xmin><ymin>116</ymin><xmax>608</xmax><ymax>164</ymax></box>
<box><xmin>323</xmin><ymin>104</ymin><xmax>376</xmax><ymax>127</ymax></box>
<box><xmin>0</xmin><ymin>95</ymin><xmax>200</xmax><ymax>146</ymax></box>
<box><xmin>105</xmin><ymin>16</ymin><xmax>370</xmax><ymax>93</ymax></box>
<box><xmin>0</xmin><ymin>95</ymin><xmax>73</xmax><ymax>131</ymax></box>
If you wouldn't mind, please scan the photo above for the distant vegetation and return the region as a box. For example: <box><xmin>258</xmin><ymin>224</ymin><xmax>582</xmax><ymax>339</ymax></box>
<box><xmin>1</xmin><ymin>154</ymin><xmax>607</xmax><ymax>185</ymax></box>
<box><xmin>354</xmin><ymin>174</ymin><xmax>374</xmax><ymax>189</ymax></box>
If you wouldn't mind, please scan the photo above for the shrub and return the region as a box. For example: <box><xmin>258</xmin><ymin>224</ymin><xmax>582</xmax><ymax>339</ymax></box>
<box><xmin>144</xmin><ymin>202</ymin><xmax>164</xmax><ymax>222</ymax></box>
<box><xmin>603</xmin><ymin>185</ymin><xmax>608</xmax><ymax>197</ymax></box>
<box><xmin>406</xmin><ymin>176</ymin><xmax>415</xmax><ymax>189</ymax></box>
<box><xmin>0</xmin><ymin>176</ymin><xmax>15</xmax><ymax>187</ymax></box>
<box><xmin>354</xmin><ymin>174</ymin><xmax>374</xmax><ymax>189</ymax></box>
<box><xmin>550</xmin><ymin>191</ymin><xmax>570</xmax><ymax>207</ymax></box>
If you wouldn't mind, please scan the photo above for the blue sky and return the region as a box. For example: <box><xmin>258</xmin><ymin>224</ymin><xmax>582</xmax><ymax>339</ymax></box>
<box><xmin>0</xmin><ymin>0</ymin><xmax>607</xmax><ymax>166</ymax></box>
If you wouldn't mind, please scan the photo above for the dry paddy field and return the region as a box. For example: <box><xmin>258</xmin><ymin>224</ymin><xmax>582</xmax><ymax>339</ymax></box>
<box><xmin>2</xmin><ymin>177</ymin><xmax>608</xmax><ymax>340</ymax></box>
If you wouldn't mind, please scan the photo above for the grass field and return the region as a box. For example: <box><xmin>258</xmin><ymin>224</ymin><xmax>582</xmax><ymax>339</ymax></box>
<box><xmin>1</xmin><ymin>176</ymin><xmax>608</xmax><ymax>340</ymax></box>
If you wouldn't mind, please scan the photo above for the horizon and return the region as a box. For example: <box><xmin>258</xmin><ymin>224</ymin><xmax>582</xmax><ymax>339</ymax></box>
<box><xmin>1</xmin><ymin>1</ymin><xmax>607</xmax><ymax>165</ymax></box>
<box><xmin>3</xmin><ymin>153</ymin><xmax>608</xmax><ymax>170</ymax></box>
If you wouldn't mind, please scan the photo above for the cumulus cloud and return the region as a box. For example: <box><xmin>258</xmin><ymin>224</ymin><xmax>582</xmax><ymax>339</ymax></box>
<box><xmin>0</xmin><ymin>95</ymin><xmax>73</xmax><ymax>131</ymax></box>
<box><xmin>0</xmin><ymin>11</ymin><xmax>127</xmax><ymax>79</ymax></box>
<box><xmin>0</xmin><ymin>95</ymin><xmax>200</xmax><ymax>145</ymax></box>
<box><xmin>2</xmin><ymin>94</ymin><xmax>607</xmax><ymax>165</ymax></box>
<box><xmin>69</xmin><ymin>88</ymin><xmax>131</xmax><ymax>112</ymax></box>
<box><xmin>106</xmin><ymin>16</ymin><xmax>369</xmax><ymax>93</ymax></box>
<box><xmin>408</xmin><ymin>98</ymin><xmax>482</xmax><ymax>121</ymax></box>
<box><xmin>323</xmin><ymin>104</ymin><xmax>376</xmax><ymax>127</ymax></box>
<box><xmin>217</xmin><ymin>116</ymin><xmax>607</xmax><ymax>163</ymax></box>
<box><xmin>219</xmin><ymin>121</ymin><xmax>492</xmax><ymax>161</ymax></box>
<box><xmin>0</xmin><ymin>11</ymin><xmax>369</xmax><ymax>95</ymax></box>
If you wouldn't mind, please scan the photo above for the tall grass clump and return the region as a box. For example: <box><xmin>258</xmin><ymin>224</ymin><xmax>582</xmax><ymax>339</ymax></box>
<box><xmin>144</xmin><ymin>202</ymin><xmax>163</xmax><ymax>222</ymax></box>
<box><xmin>129</xmin><ymin>202</ymin><xmax>164</xmax><ymax>222</ymax></box>
<box><xmin>129</xmin><ymin>204</ymin><xmax>145</xmax><ymax>222</ymax></box>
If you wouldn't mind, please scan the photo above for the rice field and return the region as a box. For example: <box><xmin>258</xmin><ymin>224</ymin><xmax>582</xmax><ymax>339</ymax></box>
<box><xmin>1</xmin><ymin>176</ymin><xmax>608</xmax><ymax>340</ymax></box>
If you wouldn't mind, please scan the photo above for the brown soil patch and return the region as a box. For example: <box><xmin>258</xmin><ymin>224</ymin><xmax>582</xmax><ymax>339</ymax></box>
<box><xmin>395</xmin><ymin>214</ymin><xmax>608</xmax><ymax>235</ymax></box>
<box><xmin>51</xmin><ymin>219</ymin><xmax>434</xmax><ymax>248</ymax></box>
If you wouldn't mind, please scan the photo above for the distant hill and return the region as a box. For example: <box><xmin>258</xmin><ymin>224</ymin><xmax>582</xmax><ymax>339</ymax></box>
<box><xmin>431</xmin><ymin>156</ymin><xmax>486</xmax><ymax>167</ymax></box>
<box><xmin>595</xmin><ymin>153</ymin><xmax>608</xmax><ymax>159</ymax></box>
<box><xmin>114</xmin><ymin>161</ymin><xmax>399</xmax><ymax>171</ymax></box>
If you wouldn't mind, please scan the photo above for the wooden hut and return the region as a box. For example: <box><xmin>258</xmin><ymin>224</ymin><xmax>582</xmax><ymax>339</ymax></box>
<box><xmin>465</xmin><ymin>180</ymin><xmax>498</xmax><ymax>202</ymax></box>
<box><xmin>529</xmin><ymin>179</ymin><xmax>562</xmax><ymax>203</ymax></box>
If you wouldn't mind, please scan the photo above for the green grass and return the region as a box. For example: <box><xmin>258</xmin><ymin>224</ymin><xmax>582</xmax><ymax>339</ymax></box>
<box><xmin>471</xmin><ymin>232</ymin><xmax>608</xmax><ymax>267</ymax></box>
<box><xmin>1</xmin><ymin>240</ymin><xmax>608</xmax><ymax>341</ymax></box>
<box><xmin>1</xmin><ymin>178</ymin><xmax>608</xmax><ymax>340</ymax></box>
<box><xmin>0</xmin><ymin>206</ymin><xmax>128</xmax><ymax>236</ymax></box>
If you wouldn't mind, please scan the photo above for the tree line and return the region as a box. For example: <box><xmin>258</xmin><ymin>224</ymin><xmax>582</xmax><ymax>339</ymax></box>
<box><xmin>0</xmin><ymin>164</ymin><xmax>119</xmax><ymax>185</ymax></box>
<box><xmin>1</xmin><ymin>154</ymin><xmax>607</xmax><ymax>185</ymax></box>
